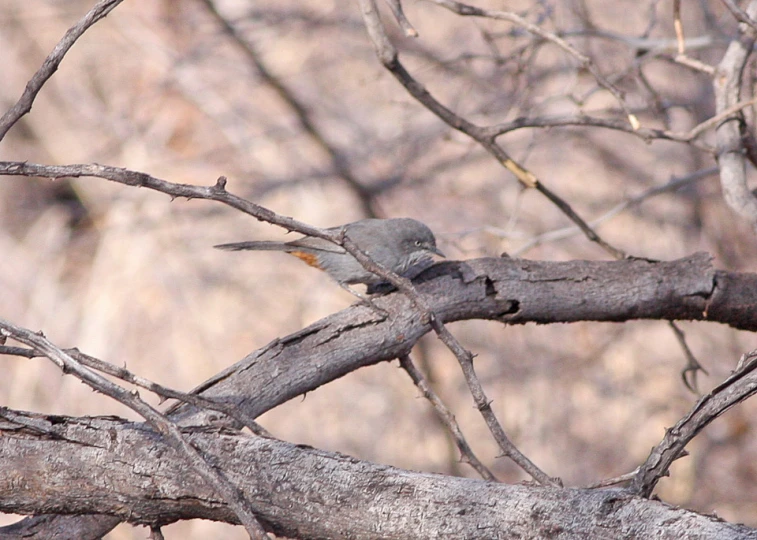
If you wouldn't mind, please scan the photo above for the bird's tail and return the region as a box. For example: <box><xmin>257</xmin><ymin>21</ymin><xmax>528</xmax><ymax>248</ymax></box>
<box><xmin>213</xmin><ymin>241</ymin><xmax>293</xmax><ymax>252</ymax></box>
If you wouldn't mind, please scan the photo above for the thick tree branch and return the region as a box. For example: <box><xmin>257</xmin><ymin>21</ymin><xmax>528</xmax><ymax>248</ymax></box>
<box><xmin>0</xmin><ymin>321</ymin><xmax>269</xmax><ymax>539</ymax></box>
<box><xmin>162</xmin><ymin>253</ymin><xmax>755</xmax><ymax>428</ymax></box>
<box><xmin>0</xmin><ymin>411</ymin><xmax>754</xmax><ymax>539</ymax></box>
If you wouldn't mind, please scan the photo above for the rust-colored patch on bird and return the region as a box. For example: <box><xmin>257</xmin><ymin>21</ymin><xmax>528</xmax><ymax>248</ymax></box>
<box><xmin>290</xmin><ymin>251</ymin><xmax>322</xmax><ymax>269</ymax></box>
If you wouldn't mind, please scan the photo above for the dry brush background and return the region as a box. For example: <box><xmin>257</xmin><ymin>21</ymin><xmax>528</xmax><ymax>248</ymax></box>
<box><xmin>1</xmin><ymin>0</ymin><xmax>756</xmax><ymax>537</ymax></box>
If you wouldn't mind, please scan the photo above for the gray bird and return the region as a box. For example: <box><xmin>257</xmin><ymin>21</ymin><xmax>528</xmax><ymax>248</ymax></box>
<box><xmin>214</xmin><ymin>218</ymin><xmax>445</xmax><ymax>288</ymax></box>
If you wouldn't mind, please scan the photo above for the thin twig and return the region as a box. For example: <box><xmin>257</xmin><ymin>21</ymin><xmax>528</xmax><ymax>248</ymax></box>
<box><xmin>427</xmin><ymin>318</ymin><xmax>559</xmax><ymax>485</ymax></box>
<box><xmin>338</xmin><ymin>230</ymin><xmax>557</xmax><ymax>485</ymax></box>
<box><xmin>0</xmin><ymin>0</ymin><xmax>124</xmax><ymax>142</ymax></box>
<box><xmin>384</xmin><ymin>0</ymin><xmax>419</xmax><ymax>37</ymax></box>
<box><xmin>685</xmin><ymin>97</ymin><xmax>757</xmax><ymax>139</ymax></box>
<box><xmin>669</xmin><ymin>321</ymin><xmax>709</xmax><ymax>394</ymax></box>
<box><xmin>357</xmin><ymin>0</ymin><xmax>625</xmax><ymax>260</ymax></box>
<box><xmin>508</xmin><ymin>167</ymin><xmax>717</xmax><ymax>256</ymax></box>
<box><xmin>721</xmin><ymin>0</ymin><xmax>757</xmax><ymax>32</ymax></box>
<box><xmin>673</xmin><ymin>0</ymin><xmax>685</xmax><ymax>54</ymax></box>
<box><xmin>0</xmin><ymin>345</ymin><xmax>271</xmax><ymax>436</ymax></box>
<box><xmin>0</xmin><ymin>164</ymin><xmax>340</xmax><ymax>244</ymax></box>
<box><xmin>430</xmin><ymin>0</ymin><xmax>639</xmax><ymax>129</ymax></box>
<box><xmin>674</xmin><ymin>54</ymin><xmax>716</xmax><ymax>75</ymax></box>
<box><xmin>582</xmin><ymin>467</ymin><xmax>639</xmax><ymax>489</ymax></box>
<box><xmin>488</xmin><ymin>115</ymin><xmax>685</xmax><ymax>145</ymax></box>
<box><xmin>399</xmin><ymin>354</ymin><xmax>497</xmax><ymax>481</ymax></box>
<box><xmin>672</xmin><ymin>0</ymin><xmax>716</xmax><ymax>74</ymax></box>
<box><xmin>0</xmin><ymin>320</ymin><xmax>269</xmax><ymax>539</ymax></box>
<box><xmin>488</xmin><ymin>97</ymin><xmax>757</xmax><ymax>146</ymax></box>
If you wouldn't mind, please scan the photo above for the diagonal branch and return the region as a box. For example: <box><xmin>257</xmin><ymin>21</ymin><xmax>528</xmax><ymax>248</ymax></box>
<box><xmin>509</xmin><ymin>167</ymin><xmax>717</xmax><ymax>256</ymax></box>
<box><xmin>0</xmin><ymin>0</ymin><xmax>124</xmax><ymax>142</ymax></box>
<box><xmin>356</xmin><ymin>0</ymin><xmax>625</xmax><ymax>259</ymax></box>
<box><xmin>0</xmin><ymin>320</ymin><xmax>269</xmax><ymax>539</ymax></box>
<box><xmin>721</xmin><ymin>0</ymin><xmax>757</xmax><ymax>32</ymax></box>
<box><xmin>430</xmin><ymin>0</ymin><xmax>639</xmax><ymax>128</ymax></box>
<box><xmin>338</xmin><ymin>235</ymin><xmax>557</xmax><ymax>485</ymax></box>
<box><xmin>399</xmin><ymin>354</ymin><xmax>497</xmax><ymax>481</ymax></box>
<box><xmin>631</xmin><ymin>349</ymin><xmax>757</xmax><ymax>498</ymax></box>
<box><xmin>0</xmin><ymin>344</ymin><xmax>271</xmax><ymax>436</ymax></box>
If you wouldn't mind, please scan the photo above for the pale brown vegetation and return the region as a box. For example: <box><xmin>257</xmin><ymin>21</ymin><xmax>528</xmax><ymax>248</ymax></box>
<box><xmin>1</xmin><ymin>0</ymin><xmax>757</xmax><ymax>538</ymax></box>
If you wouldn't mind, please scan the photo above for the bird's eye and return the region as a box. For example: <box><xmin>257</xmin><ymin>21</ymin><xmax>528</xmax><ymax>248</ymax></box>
<box><xmin>415</xmin><ymin>240</ymin><xmax>422</xmax><ymax>246</ymax></box>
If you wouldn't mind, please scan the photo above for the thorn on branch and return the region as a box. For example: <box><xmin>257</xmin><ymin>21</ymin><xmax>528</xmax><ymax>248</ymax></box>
<box><xmin>214</xmin><ymin>175</ymin><xmax>228</xmax><ymax>191</ymax></box>
<box><xmin>477</xmin><ymin>399</ymin><xmax>493</xmax><ymax>411</ymax></box>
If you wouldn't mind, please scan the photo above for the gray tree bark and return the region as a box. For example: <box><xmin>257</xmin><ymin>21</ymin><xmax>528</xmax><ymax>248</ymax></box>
<box><xmin>1</xmin><ymin>411</ymin><xmax>755</xmax><ymax>540</ymax></box>
<box><xmin>2</xmin><ymin>254</ymin><xmax>757</xmax><ymax>538</ymax></box>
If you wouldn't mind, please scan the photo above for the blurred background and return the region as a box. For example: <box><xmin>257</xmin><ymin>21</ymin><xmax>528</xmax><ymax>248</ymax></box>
<box><xmin>1</xmin><ymin>0</ymin><xmax>756</xmax><ymax>537</ymax></box>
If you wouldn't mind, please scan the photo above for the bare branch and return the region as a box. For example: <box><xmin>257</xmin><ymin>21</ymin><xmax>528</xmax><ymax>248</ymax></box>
<box><xmin>0</xmin><ymin>0</ymin><xmax>124</xmax><ymax>142</ymax></box>
<box><xmin>508</xmin><ymin>167</ymin><xmax>717</xmax><ymax>256</ymax></box>
<box><xmin>430</xmin><ymin>0</ymin><xmax>639</xmax><ymax>128</ymax></box>
<box><xmin>631</xmin><ymin>349</ymin><xmax>757</xmax><ymax>498</ymax></box>
<box><xmin>669</xmin><ymin>321</ymin><xmax>708</xmax><ymax>394</ymax></box>
<box><xmin>582</xmin><ymin>468</ymin><xmax>639</xmax><ymax>490</ymax></box>
<box><xmin>714</xmin><ymin>0</ymin><xmax>757</xmax><ymax>229</ymax></box>
<box><xmin>671</xmin><ymin>0</ymin><xmax>716</xmax><ymax>74</ymax></box>
<box><xmin>399</xmin><ymin>354</ymin><xmax>497</xmax><ymax>481</ymax></box>
<box><xmin>336</xmin><ymin>233</ymin><xmax>556</xmax><ymax>484</ymax></box>
<box><xmin>356</xmin><ymin>0</ymin><xmax>625</xmax><ymax>259</ymax></box>
<box><xmin>2</xmin><ymin>410</ymin><xmax>752</xmax><ymax>538</ymax></box>
<box><xmin>721</xmin><ymin>0</ymin><xmax>757</xmax><ymax>32</ymax></box>
<box><xmin>384</xmin><ymin>0</ymin><xmax>419</xmax><ymax>37</ymax></box>
<box><xmin>0</xmin><ymin>344</ymin><xmax>271</xmax><ymax>436</ymax></box>
<box><xmin>0</xmin><ymin>160</ymin><xmax>553</xmax><ymax>483</ymax></box>
<box><xmin>0</xmin><ymin>163</ymin><xmax>338</xmax><ymax>243</ymax></box>
<box><xmin>0</xmin><ymin>320</ymin><xmax>269</xmax><ymax>539</ymax></box>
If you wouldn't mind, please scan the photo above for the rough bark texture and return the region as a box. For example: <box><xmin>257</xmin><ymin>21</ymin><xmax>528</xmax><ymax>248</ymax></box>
<box><xmin>3</xmin><ymin>253</ymin><xmax>757</xmax><ymax>539</ymax></box>
<box><xmin>714</xmin><ymin>1</ymin><xmax>757</xmax><ymax>228</ymax></box>
<box><xmin>170</xmin><ymin>253</ymin><xmax>753</xmax><ymax>425</ymax></box>
<box><xmin>0</xmin><ymin>412</ymin><xmax>754</xmax><ymax>540</ymax></box>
